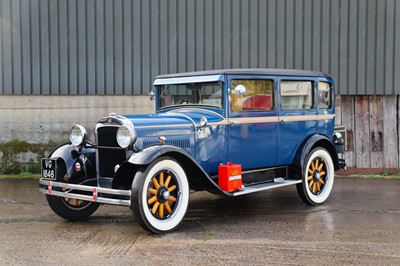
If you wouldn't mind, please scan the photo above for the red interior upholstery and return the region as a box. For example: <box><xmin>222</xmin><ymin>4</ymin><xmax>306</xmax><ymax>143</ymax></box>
<box><xmin>243</xmin><ymin>95</ymin><xmax>272</xmax><ymax>110</ymax></box>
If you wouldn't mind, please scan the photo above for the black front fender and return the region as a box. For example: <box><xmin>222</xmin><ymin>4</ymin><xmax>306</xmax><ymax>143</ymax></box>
<box><xmin>112</xmin><ymin>145</ymin><xmax>228</xmax><ymax>195</ymax></box>
<box><xmin>49</xmin><ymin>143</ymin><xmax>96</xmax><ymax>182</ymax></box>
<box><xmin>127</xmin><ymin>145</ymin><xmax>194</xmax><ymax>165</ymax></box>
<box><xmin>112</xmin><ymin>145</ymin><xmax>195</xmax><ymax>189</ymax></box>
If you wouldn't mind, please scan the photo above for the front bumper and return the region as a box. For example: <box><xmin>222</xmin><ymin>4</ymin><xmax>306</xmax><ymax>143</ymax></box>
<box><xmin>39</xmin><ymin>179</ymin><xmax>131</xmax><ymax>206</ymax></box>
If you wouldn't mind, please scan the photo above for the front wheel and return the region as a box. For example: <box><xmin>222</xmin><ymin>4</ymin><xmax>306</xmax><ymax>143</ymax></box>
<box><xmin>46</xmin><ymin>161</ymin><xmax>100</xmax><ymax>221</ymax></box>
<box><xmin>131</xmin><ymin>157</ymin><xmax>189</xmax><ymax>234</ymax></box>
<box><xmin>296</xmin><ymin>147</ymin><xmax>334</xmax><ymax>205</ymax></box>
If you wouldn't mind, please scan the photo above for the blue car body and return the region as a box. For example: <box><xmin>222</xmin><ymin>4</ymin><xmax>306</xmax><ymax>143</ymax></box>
<box><xmin>39</xmin><ymin>69</ymin><xmax>345</xmax><ymax>233</ymax></box>
<box><xmin>127</xmin><ymin>69</ymin><xmax>336</xmax><ymax>174</ymax></box>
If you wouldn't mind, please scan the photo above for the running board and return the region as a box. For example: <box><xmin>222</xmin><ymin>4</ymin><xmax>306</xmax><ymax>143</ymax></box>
<box><xmin>233</xmin><ymin>179</ymin><xmax>301</xmax><ymax>196</ymax></box>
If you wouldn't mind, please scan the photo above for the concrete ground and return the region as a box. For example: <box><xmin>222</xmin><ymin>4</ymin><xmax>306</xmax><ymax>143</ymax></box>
<box><xmin>0</xmin><ymin>177</ymin><xmax>399</xmax><ymax>265</ymax></box>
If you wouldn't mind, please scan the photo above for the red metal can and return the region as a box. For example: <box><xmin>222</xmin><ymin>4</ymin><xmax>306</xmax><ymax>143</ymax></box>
<box><xmin>218</xmin><ymin>162</ymin><xmax>242</xmax><ymax>192</ymax></box>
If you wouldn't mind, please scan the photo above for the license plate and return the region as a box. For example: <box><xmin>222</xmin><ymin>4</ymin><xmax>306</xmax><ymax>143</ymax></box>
<box><xmin>41</xmin><ymin>158</ymin><xmax>57</xmax><ymax>180</ymax></box>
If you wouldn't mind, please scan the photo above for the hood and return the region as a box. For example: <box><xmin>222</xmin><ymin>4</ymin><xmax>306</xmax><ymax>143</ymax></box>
<box><xmin>97</xmin><ymin>108</ymin><xmax>225</xmax><ymax>152</ymax></box>
<box><xmin>120</xmin><ymin>108</ymin><xmax>225</xmax><ymax>152</ymax></box>
<box><xmin>123</xmin><ymin>107</ymin><xmax>225</xmax><ymax>129</ymax></box>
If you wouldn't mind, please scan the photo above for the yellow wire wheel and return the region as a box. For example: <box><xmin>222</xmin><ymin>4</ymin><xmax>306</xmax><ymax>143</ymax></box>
<box><xmin>307</xmin><ymin>158</ymin><xmax>327</xmax><ymax>195</ymax></box>
<box><xmin>60</xmin><ymin>170</ymin><xmax>90</xmax><ymax>209</ymax></box>
<box><xmin>146</xmin><ymin>171</ymin><xmax>179</xmax><ymax>220</ymax></box>
<box><xmin>46</xmin><ymin>160</ymin><xmax>99</xmax><ymax>220</ymax></box>
<box><xmin>131</xmin><ymin>157</ymin><xmax>189</xmax><ymax>233</ymax></box>
<box><xmin>297</xmin><ymin>147</ymin><xmax>334</xmax><ymax>205</ymax></box>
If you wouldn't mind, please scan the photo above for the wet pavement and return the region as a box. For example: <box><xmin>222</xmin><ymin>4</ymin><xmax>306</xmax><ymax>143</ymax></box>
<box><xmin>0</xmin><ymin>177</ymin><xmax>399</xmax><ymax>265</ymax></box>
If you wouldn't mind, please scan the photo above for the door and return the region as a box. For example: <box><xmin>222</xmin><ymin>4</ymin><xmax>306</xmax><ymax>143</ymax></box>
<box><xmin>227</xmin><ymin>77</ymin><xmax>278</xmax><ymax>170</ymax></box>
<box><xmin>316</xmin><ymin>80</ymin><xmax>335</xmax><ymax>136</ymax></box>
<box><xmin>277</xmin><ymin>78</ymin><xmax>317</xmax><ymax>165</ymax></box>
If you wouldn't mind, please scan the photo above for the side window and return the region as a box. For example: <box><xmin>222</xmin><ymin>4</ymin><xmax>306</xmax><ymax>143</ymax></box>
<box><xmin>318</xmin><ymin>81</ymin><xmax>332</xmax><ymax>109</ymax></box>
<box><xmin>231</xmin><ymin>79</ymin><xmax>274</xmax><ymax>111</ymax></box>
<box><xmin>280</xmin><ymin>81</ymin><xmax>314</xmax><ymax>110</ymax></box>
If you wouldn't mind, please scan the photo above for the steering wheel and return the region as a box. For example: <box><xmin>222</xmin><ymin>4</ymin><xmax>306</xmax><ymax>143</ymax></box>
<box><xmin>179</xmin><ymin>99</ymin><xmax>193</xmax><ymax>104</ymax></box>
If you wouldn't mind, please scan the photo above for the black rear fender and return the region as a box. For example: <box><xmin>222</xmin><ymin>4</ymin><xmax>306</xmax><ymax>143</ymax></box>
<box><xmin>290</xmin><ymin>135</ymin><xmax>339</xmax><ymax>178</ymax></box>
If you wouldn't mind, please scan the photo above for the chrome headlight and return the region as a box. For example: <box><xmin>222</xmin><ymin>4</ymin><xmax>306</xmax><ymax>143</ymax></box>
<box><xmin>70</xmin><ymin>125</ymin><xmax>88</xmax><ymax>146</ymax></box>
<box><xmin>116</xmin><ymin>125</ymin><xmax>137</xmax><ymax>148</ymax></box>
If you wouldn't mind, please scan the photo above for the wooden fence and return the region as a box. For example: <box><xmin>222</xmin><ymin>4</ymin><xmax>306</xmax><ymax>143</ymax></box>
<box><xmin>336</xmin><ymin>95</ymin><xmax>400</xmax><ymax>168</ymax></box>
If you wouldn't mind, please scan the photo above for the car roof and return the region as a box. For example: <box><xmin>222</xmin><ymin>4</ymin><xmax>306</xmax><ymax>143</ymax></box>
<box><xmin>155</xmin><ymin>68</ymin><xmax>331</xmax><ymax>79</ymax></box>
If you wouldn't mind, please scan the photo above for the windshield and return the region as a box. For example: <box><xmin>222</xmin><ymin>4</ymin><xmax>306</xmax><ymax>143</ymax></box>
<box><xmin>157</xmin><ymin>82</ymin><xmax>223</xmax><ymax>109</ymax></box>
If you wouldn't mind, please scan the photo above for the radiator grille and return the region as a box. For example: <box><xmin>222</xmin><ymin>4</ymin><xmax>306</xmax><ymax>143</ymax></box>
<box><xmin>97</xmin><ymin>126</ymin><xmax>126</xmax><ymax>177</ymax></box>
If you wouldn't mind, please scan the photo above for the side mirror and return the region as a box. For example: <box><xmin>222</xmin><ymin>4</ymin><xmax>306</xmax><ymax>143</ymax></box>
<box><xmin>234</xmin><ymin>85</ymin><xmax>246</xmax><ymax>95</ymax></box>
<box><xmin>199</xmin><ymin>116</ymin><xmax>208</xmax><ymax>127</ymax></box>
<box><xmin>148</xmin><ymin>91</ymin><xmax>155</xmax><ymax>101</ymax></box>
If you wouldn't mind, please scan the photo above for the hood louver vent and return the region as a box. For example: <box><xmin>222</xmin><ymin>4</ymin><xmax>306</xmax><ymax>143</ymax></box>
<box><xmin>143</xmin><ymin>138</ymin><xmax>190</xmax><ymax>150</ymax></box>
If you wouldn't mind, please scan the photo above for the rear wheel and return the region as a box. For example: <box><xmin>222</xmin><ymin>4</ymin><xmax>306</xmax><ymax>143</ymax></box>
<box><xmin>297</xmin><ymin>147</ymin><xmax>334</xmax><ymax>205</ymax></box>
<box><xmin>46</xmin><ymin>161</ymin><xmax>100</xmax><ymax>220</ymax></box>
<box><xmin>131</xmin><ymin>157</ymin><xmax>189</xmax><ymax>234</ymax></box>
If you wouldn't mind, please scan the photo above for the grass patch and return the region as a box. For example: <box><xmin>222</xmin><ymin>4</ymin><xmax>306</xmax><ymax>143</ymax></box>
<box><xmin>381</xmin><ymin>170</ymin><xmax>390</xmax><ymax>176</ymax></box>
<box><xmin>202</xmin><ymin>231</ymin><xmax>216</xmax><ymax>242</ymax></box>
<box><xmin>195</xmin><ymin>220</ymin><xmax>217</xmax><ymax>241</ymax></box>
<box><xmin>0</xmin><ymin>173</ymin><xmax>41</xmax><ymax>179</ymax></box>
<box><xmin>337</xmin><ymin>168</ymin><xmax>400</xmax><ymax>180</ymax></box>
<box><xmin>353</xmin><ymin>173</ymin><xmax>400</xmax><ymax>180</ymax></box>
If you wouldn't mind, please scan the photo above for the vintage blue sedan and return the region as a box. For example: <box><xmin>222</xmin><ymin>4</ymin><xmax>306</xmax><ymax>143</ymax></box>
<box><xmin>40</xmin><ymin>69</ymin><xmax>345</xmax><ymax>233</ymax></box>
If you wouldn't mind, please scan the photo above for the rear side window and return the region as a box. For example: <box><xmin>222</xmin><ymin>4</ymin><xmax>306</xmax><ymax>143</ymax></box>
<box><xmin>230</xmin><ymin>79</ymin><xmax>274</xmax><ymax>111</ymax></box>
<box><xmin>318</xmin><ymin>82</ymin><xmax>332</xmax><ymax>109</ymax></box>
<box><xmin>280</xmin><ymin>81</ymin><xmax>314</xmax><ymax>110</ymax></box>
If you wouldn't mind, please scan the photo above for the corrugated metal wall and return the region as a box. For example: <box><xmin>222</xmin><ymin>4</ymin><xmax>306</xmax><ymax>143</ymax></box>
<box><xmin>0</xmin><ymin>0</ymin><xmax>399</xmax><ymax>95</ymax></box>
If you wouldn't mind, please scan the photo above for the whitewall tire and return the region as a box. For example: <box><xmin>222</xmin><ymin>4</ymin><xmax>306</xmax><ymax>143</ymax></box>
<box><xmin>131</xmin><ymin>157</ymin><xmax>189</xmax><ymax>233</ymax></box>
<box><xmin>297</xmin><ymin>147</ymin><xmax>334</xmax><ymax>205</ymax></box>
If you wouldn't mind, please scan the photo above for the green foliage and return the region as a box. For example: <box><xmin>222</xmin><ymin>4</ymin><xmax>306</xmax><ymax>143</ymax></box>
<box><xmin>0</xmin><ymin>140</ymin><xmax>55</xmax><ymax>175</ymax></box>
<box><xmin>202</xmin><ymin>231</ymin><xmax>216</xmax><ymax>242</ymax></box>
<box><xmin>381</xmin><ymin>170</ymin><xmax>390</xmax><ymax>176</ymax></box>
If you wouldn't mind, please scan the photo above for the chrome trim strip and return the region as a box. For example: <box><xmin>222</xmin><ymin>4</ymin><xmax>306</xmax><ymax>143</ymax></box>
<box><xmin>133</xmin><ymin>114</ymin><xmax>335</xmax><ymax>128</ymax></box>
<box><xmin>153</xmin><ymin>74</ymin><xmax>224</xmax><ymax>85</ymax></box>
<box><xmin>208</xmin><ymin>120</ymin><xmax>230</xmax><ymax>126</ymax></box>
<box><xmin>39</xmin><ymin>179</ymin><xmax>131</xmax><ymax>207</ymax></box>
<box><xmin>279</xmin><ymin>114</ymin><xmax>335</xmax><ymax>122</ymax></box>
<box><xmin>170</xmin><ymin>108</ymin><xmax>226</xmax><ymax>120</ymax></box>
<box><xmin>135</xmin><ymin>114</ymin><xmax>335</xmax><ymax>128</ymax></box>
<box><xmin>319</xmin><ymin>114</ymin><xmax>335</xmax><ymax>120</ymax></box>
<box><xmin>135</xmin><ymin>124</ymin><xmax>194</xmax><ymax>129</ymax></box>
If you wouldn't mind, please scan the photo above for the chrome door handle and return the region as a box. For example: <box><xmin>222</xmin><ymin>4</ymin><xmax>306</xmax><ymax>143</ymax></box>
<box><xmin>230</xmin><ymin>121</ymin><xmax>240</xmax><ymax>125</ymax></box>
<box><xmin>280</xmin><ymin>119</ymin><xmax>288</xmax><ymax>123</ymax></box>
